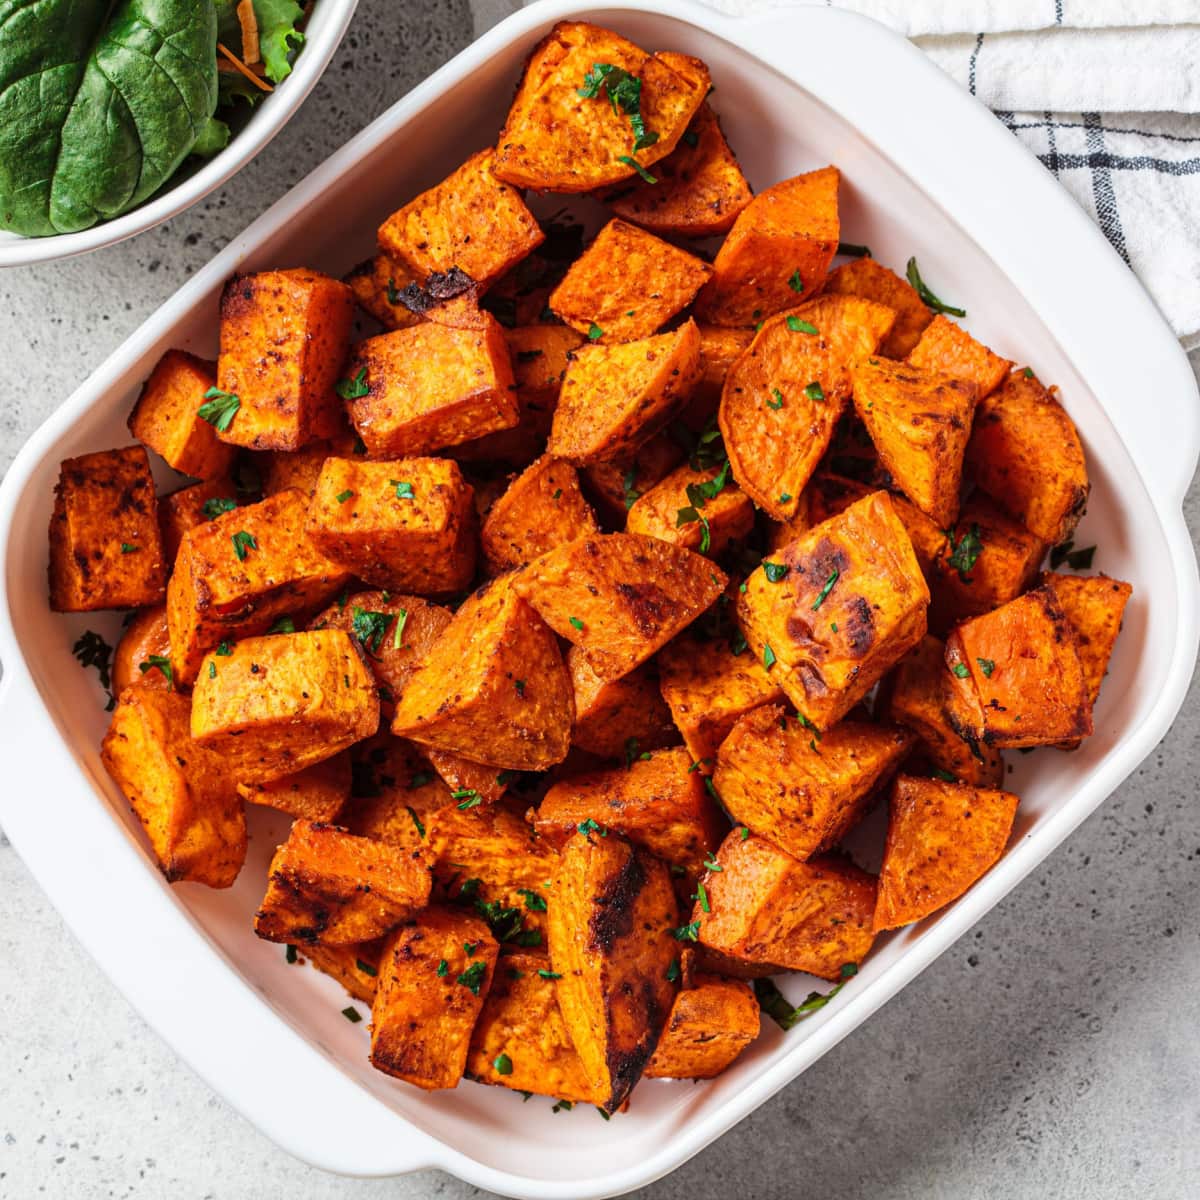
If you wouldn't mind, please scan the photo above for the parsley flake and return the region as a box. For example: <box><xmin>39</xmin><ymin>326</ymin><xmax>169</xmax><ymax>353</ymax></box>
<box><xmin>351</xmin><ymin>607</ymin><xmax>392</xmax><ymax>657</ymax></box>
<box><xmin>457</xmin><ymin>961</ymin><xmax>488</xmax><ymax>994</ymax></box>
<box><xmin>341</xmin><ymin>1006</ymin><xmax>362</xmax><ymax>1023</ymax></box>
<box><xmin>837</xmin><ymin>242</ymin><xmax>872</xmax><ymax>258</ymax></box>
<box><xmin>336</xmin><ymin>368</ymin><xmax>370</xmax><ymax>400</ymax></box>
<box><xmin>617</xmin><ymin>155</ymin><xmax>657</xmax><ymax>184</ymax></box>
<box><xmin>947</xmin><ymin>524</ymin><xmax>984</xmax><ymax>580</ymax></box>
<box><xmin>230</xmin><ymin>530</ymin><xmax>257</xmax><ymax>561</ymax></box>
<box><xmin>406</xmin><ymin>806</ymin><xmax>426</xmax><ymax>839</ymax></box>
<box><xmin>763</xmin><ymin>561</ymin><xmax>789</xmax><ymax>583</ymax></box>
<box><xmin>518</xmin><ymin>888</ymin><xmax>548</xmax><ymax>913</ymax></box>
<box><xmin>672</xmin><ymin>920</ymin><xmax>701</xmax><ymax>942</ymax></box>
<box><xmin>812</xmin><ymin>569</ymin><xmax>839</xmax><ymax>610</ymax></box>
<box><xmin>767</xmin><ymin>388</ymin><xmax>785</xmax><ymax>410</ymax></box>
<box><xmin>538</xmin><ymin>968</ymin><xmax>563</xmax><ymax>980</ymax></box>
<box><xmin>666</xmin><ymin>959</ymin><xmax>681</xmax><ymax>982</ymax></box>
<box><xmin>493</xmin><ymin>1053</ymin><xmax>513</xmax><ymax>1076</ymax></box>
<box><xmin>977</xmin><ymin>657</ymin><xmax>996</xmax><ymax>678</ymax></box>
<box><xmin>754</xmin><ymin>963</ymin><xmax>858</xmax><ymax>1030</ymax></box>
<box><xmin>787</xmin><ymin>268</ymin><xmax>805</xmax><ymax>294</ymax></box>
<box><xmin>569</xmin><ymin>616</ymin><xmax>585</xmax><ymax>632</ymax></box>
<box><xmin>587</xmin><ymin>322</ymin><xmax>604</xmax><ymax>341</ymax></box>
<box><xmin>906</xmin><ymin>257</ymin><xmax>966</xmax><ymax>317</ymax></box>
<box><xmin>453</xmin><ymin>789</ymin><xmax>482</xmax><ymax>810</ymax></box>
<box><xmin>202</xmin><ymin>496</ymin><xmax>237</xmax><ymax>520</ymax></box>
<box><xmin>436</xmin><ymin>959</ymin><xmax>449</xmax><ymax>977</ymax></box>
<box><xmin>786</xmin><ymin>316</ymin><xmax>818</xmax><ymax>334</ymax></box>
<box><xmin>336</xmin><ymin>489</ymin><xmax>355</xmax><ymax>504</ymax></box>
<box><xmin>72</xmin><ymin>630</ymin><xmax>114</xmax><ymax>710</ymax></box>
<box><xmin>393</xmin><ymin>607</ymin><xmax>408</xmax><ymax>650</ymax></box>
<box><xmin>119</xmin><ymin>542</ymin><xmax>138</xmax><ymax>554</ymax></box>
<box><xmin>804</xmin><ymin>381</ymin><xmax>825</xmax><ymax>402</ymax></box>
<box><xmin>198</xmin><ymin>388</ymin><xmax>240</xmax><ymax>432</ymax></box>
<box><xmin>763</xmin><ymin>643</ymin><xmax>777</xmax><ymax>670</ymax></box>
<box><xmin>389</xmin><ymin>479</ymin><xmax>414</xmax><ymax>500</ymax></box>
<box><xmin>951</xmin><ymin>662</ymin><xmax>970</xmax><ymax>679</ymax></box>
<box><xmin>139</xmin><ymin>655</ymin><xmax>173</xmax><ymax>690</ymax></box>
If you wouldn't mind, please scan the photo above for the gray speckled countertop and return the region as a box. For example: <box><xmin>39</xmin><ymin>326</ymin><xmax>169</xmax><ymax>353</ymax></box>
<box><xmin>2</xmin><ymin>3</ymin><xmax>1198</xmax><ymax>1197</ymax></box>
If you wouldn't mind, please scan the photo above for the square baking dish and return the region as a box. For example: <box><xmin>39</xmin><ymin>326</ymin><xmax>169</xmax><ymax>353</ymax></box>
<box><xmin>1</xmin><ymin>3</ymin><xmax>1197</xmax><ymax>1197</ymax></box>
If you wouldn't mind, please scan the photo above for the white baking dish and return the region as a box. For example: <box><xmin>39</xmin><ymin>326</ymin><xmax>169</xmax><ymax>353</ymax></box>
<box><xmin>0</xmin><ymin>2</ymin><xmax>1196</xmax><ymax>1196</ymax></box>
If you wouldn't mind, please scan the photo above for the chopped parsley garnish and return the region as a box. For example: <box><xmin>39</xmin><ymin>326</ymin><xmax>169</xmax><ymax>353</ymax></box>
<box><xmin>538</xmin><ymin>968</ymin><xmax>563</xmax><ymax>980</ymax></box>
<box><xmin>951</xmin><ymin>662</ymin><xmax>970</xmax><ymax>679</ymax></box>
<box><xmin>216</xmin><ymin>641</ymin><xmax>233</xmax><ymax>655</ymax></box>
<box><xmin>569</xmin><ymin>616</ymin><xmax>585</xmax><ymax>631</ymax></box>
<box><xmin>351</xmin><ymin>607</ymin><xmax>392</xmax><ymax>657</ymax></box>
<box><xmin>577</xmin><ymin>818</ymin><xmax>607</xmax><ymax>837</ymax></box>
<box><xmin>493</xmin><ymin>1053</ymin><xmax>513</xmax><ymax>1076</ymax></box>
<box><xmin>230</xmin><ymin>530</ymin><xmax>257</xmax><ymax>561</ymax></box>
<box><xmin>341</xmin><ymin>1006</ymin><xmax>362</xmax><ymax>1023</ymax></box>
<box><xmin>804</xmin><ymin>381</ymin><xmax>825</xmax><ymax>402</ymax></box>
<box><xmin>703</xmin><ymin>853</ymin><xmax>722</xmax><ymax>872</ymax></box>
<box><xmin>577</xmin><ymin>63</ymin><xmax>658</xmax><ymax>151</ymax></box>
<box><xmin>198</xmin><ymin>388</ymin><xmax>240</xmax><ymax>432</ymax></box>
<box><xmin>672</xmin><ymin>920</ymin><xmax>701</xmax><ymax>942</ymax></box>
<box><xmin>786</xmin><ymin>316</ymin><xmax>818</xmax><ymax>334</ymax></box>
<box><xmin>72</xmin><ymin>630</ymin><xmax>115</xmax><ymax>710</ymax></box>
<box><xmin>464</xmin><ymin>941</ymin><xmax>479</xmax><ymax>957</ymax></box>
<box><xmin>202</xmin><ymin>496</ymin><xmax>237</xmax><ymax>520</ymax></box>
<box><xmin>617</xmin><ymin>154</ymin><xmax>657</xmax><ymax>184</ymax></box>
<box><xmin>392</xmin><ymin>608</ymin><xmax>408</xmax><ymax>650</ymax></box>
<box><xmin>1023</xmin><ymin>366</ymin><xmax>1035</xmax><ymax>378</ymax></box>
<box><xmin>335</xmin><ymin>489</ymin><xmax>354</xmax><ymax>504</ymax></box>
<box><xmin>703</xmin><ymin>776</ymin><xmax>722</xmax><ymax>805</ymax></box>
<box><xmin>729</xmin><ymin>628</ymin><xmax>748</xmax><ymax>656</ymax></box>
<box><xmin>139</xmin><ymin>655</ymin><xmax>173</xmax><ymax>689</ymax></box>
<box><xmin>268</xmin><ymin>616</ymin><xmax>295</xmax><ymax>634</ymax></box>
<box><xmin>837</xmin><ymin>242</ymin><xmax>872</xmax><ymax>258</ymax></box>
<box><xmin>767</xmin><ymin>388</ymin><xmax>784</xmax><ymax>410</ymax></box>
<box><xmin>812</xmin><ymin>569</ymin><xmax>839</xmax><ymax>609</ymax></box>
<box><xmin>763</xmin><ymin>642</ymin><xmax>777</xmax><ymax>670</ymax></box>
<box><xmin>947</xmin><ymin>524</ymin><xmax>984</xmax><ymax>580</ymax></box>
<box><xmin>694</xmin><ymin>881</ymin><xmax>711</xmax><ymax>913</ymax></box>
<box><xmin>1050</xmin><ymin>540</ymin><xmax>1096</xmax><ymax>570</ymax></box>
<box><xmin>453</xmin><ymin>789</ymin><xmax>482</xmax><ymax>810</ymax></box>
<box><xmin>285</xmin><ymin>944</ymin><xmax>298</xmax><ymax>964</ymax></box>
<box><xmin>587</xmin><ymin>322</ymin><xmax>604</xmax><ymax>341</ymax></box>
<box><xmin>514</xmin><ymin>679</ymin><xmax>526</xmax><ymax>698</ymax></box>
<box><xmin>666</xmin><ymin>959</ymin><xmax>681</xmax><ymax>983</ymax></box>
<box><xmin>436</xmin><ymin>959</ymin><xmax>449</xmax><ymax>977</ymax></box>
<box><xmin>208</xmin><ymin>662</ymin><xmax>216</xmax><ymax>679</ymax></box>
<box><xmin>622</xmin><ymin>466</ymin><xmax>640</xmax><ymax>510</ymax></box>
<box><xmin>386</xmin><ymin>278</ymin><xmax>401</xmax><ymax>305</ymax></box>
<box><xmin>787</xmin><ymin>268</ymin><xmax>805</xmax><ymax>294</ymax></box>
<box><xmin>906</xmin><ymin>257</ymin><xmax>966</xmax><ymax>318</ymax></box>
<box><xmin>741</xmin><ymin>825</ymin><xmax>751</xmax><ymax>840</ymax></box>
<box><xmin>336</xmin><ymin>368</ymin><xmax>370</xmax><ymax>400</ymax></box>
<box><xmin>682</xmin><ymin>129</ymin><xmax>700</xmax><ymax>149</ymax></box>
<box><xmin>119</xmin><ymin>542</ymin><xmax>138</xmax><ymax>554</ymax></box>
<box><xmin>552</xmin><ymin>488</ymin><xmax>562</xmax><ymax>500</ymax></box>
<box><xmin>754</xmin><ymin>963</ymin><xmax>857</xmax><ymax>1030</ymax></box>
<box><xmin>405</xmin><ymin>806</ymin><xmax>426</xmax><ymax>839</ymax></box>
<box><xmin>389</xmin><ymin>479</ymin><xmax>414</xmax><ymax>500</ymax></box>
<box><xmin>624</xmin><ymin>737</ymin><xmax>651</xmax><ymax>769</ymax></box>
<box><xmin>931</xmin><ymin>768</ymin><xmax>958</xmax><ymax>783</ymax></box>
<box><xmin>778</xmin><ymin>492</ymin><xmax>793</xmax><ymax>504</ymax></box>
<box><xmin>518</xmin><ymin>888</ymin><xmax>548</xmax><ymax>913</ymax></box>
<box><xmin>763</xmin><ymin>561</ymin><xmax>789</xmax><ymax>583</ymax></box>
<box><xmin>356</xmin><ymin>959</ymin><xmax>378</xmax><ymax>977</ymax></box>
<box><xmin>457</xmin><ymin>961</ymin><xmax>488</xmax><ymax>994</ymax></box>
<box><xmin>977</xmin><ymin>657</ymin><xmax>996</xmax><ymax>678</ymax></box>
<box><xmin>552</xmin><ymin>1099</ymin><xmax>573</xmax><ymax>1113</ymax></box>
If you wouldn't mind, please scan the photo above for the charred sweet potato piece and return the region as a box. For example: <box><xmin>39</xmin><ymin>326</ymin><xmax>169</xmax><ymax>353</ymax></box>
<box><xmin>371</xmin><ymin>908</ymin><xmax>498</xmax><ymax>1089</ymax></box>
<box><xmin>644</xmin><ymin>973</ymin><xmax>759</xmax><ymax>1079</ymax></box>
<box><xmin>850</xmin><ymin>356</ymin><xmax>978</xmax><ymax>526</ymax></box>
<box><xmin>719</xmin><ymin>295</ymin><xmax>895</xmax><ymax>520</ymax></box>
<box><xmin>466</xmin><ymin>951</ymin><xmax>604</xmax><ymax>1102</ymax></box>
<box><xmin>605</xmin><ymin>103</ymin><xmax>752</xmax><ymax>238</ymax></box>
<box><xmin>874</xmin><ymin>775</ymin><xmax>1018</xmax><ymax>931</ymax></box>
<box><xmin>216</xmin><ymin>269</ymin><xmax>356</xmax><ymax>451</ymax></box>
<box><xmin>158</xmin><ymin>477</ymin><xmax>240</xmax><ymax>563</ymax></box>
<box><xmin>944</xmin><ymin>586</ymin><xmax>1092</xmax><ymax>749</ymax></box>
<box><xmin>696</xmin><ymin>832</ymin><xmax>876</xmax><ymax>979</ymax></box>
<box><xmin>626</xmin><ymin>462</ymin><xmax>754</xmax><ymax>557</ymax></box>
<box><xmin>129</xmin><ymin>349</ymin><xmax>234</xmax><ymax>480</ymax></box>
<box><xmin>49</xmin><ymin>446</ymin><xmax>166</xmax><ymax>611</ymax></box>
<box><xmin>191</xmin><ymin>631</ymin><xmax>379</xmax><ymax>782</ymax></box>
<box><xmin>342</xmin><ymin>254</ymin><xmax>422</xmax><ymax>330</ymax></box>
<box><xmin>825</xmin><ymin>258</ymin><xmax>933</xmax><ymax>359</ymax></box>
<box><xmin>166</xmin><ymin>488</ymin><xmax>351</xmax><ymax>683</ymax></box>
<box><xmin>344</xmin><ymin>316</ymin><xmax>518</xmax><ymax>458</ymax></box>
<box><xmin>737</xmin><ymin>491</ymin><xmax>929</xmax><ymax>730</ymax></box>
<box><xmin>906</xmin><ymin>315</ymin><xmax>1011</xmax><ymax>400</ymax></box>
<box><xmin>101</xmin><ymin>685</ymin><xmax>246</xmax><ymax>887</ymax></box>
<box><xmin>548</xmin><ymin>320</ymin><xmax>702</xmax><ymax>466</ymax></box>
<box><xmin>549</xmin><ymin>832</ymin><xmax>678</xmax><ymax>1111</ymax></box>
<box><xmin>715</xmin><ymin>705</ymin><xmax>912</xmax><ymax>860</ymax></box>
<box><xmin>255</xmin><ymin>818</ymin><xmax>430</xmax><ymax>945</ymax></box>
<box><xmin>568</xmin><ymin>647</ymin><xmax>676</xmax><ymax>760</ymax></box>
<box><xmin>391</xmin><ymin>574</ymin><xmax>573</xmax><ymax>770</ymax></box>
<box><xmin>964</xmin><ymin>370</ymin><xmax>1089</xmax><ymax>545</ymax></box>
<box><xmin>306</xmin><ymin>457</ymin><xmax>476</xmax><ymax>594</ymax></box>
<box><xmin>304</xmin><ymin>938</ymin><xmax>386</xmax><ymax>1005</ymax></box>
<box><xmin>549</xmin><ymin>220</ymin><xmax>711</xmax><ymax>344</ymax></box>
<box><xmin>237</xmin><ymin>753</ymin><xmax>351</xmax><ymax>823</ymax></box>
<box><xmin>581</xmin><ymin>432</ymin><xmax>685</xmax><ymax>525</ymax></box>
<box><xmin>514</xmin><ymin>532</ymin><xmax>726</xmax><ymax>680</ymax></box>
<box><xmin>694</xmin><ymin>167</ymin><xmax>840</xmax><ymax>327</ymax></box>
<box><xmin>493</xmin><ymin>21</ymin><xmax>709</xmax><ymax>192</ymax></box>
<box><xmin>111</xmin><ymin>603</ymin><xmax>171</xmax><ymax>695</ymax></box>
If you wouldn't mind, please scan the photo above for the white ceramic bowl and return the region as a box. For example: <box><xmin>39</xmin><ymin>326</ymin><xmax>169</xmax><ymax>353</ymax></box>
<box><xmin>0</xmin><ymin>0</ymin><xmax>359</xmax><ymax>268</ymax></box>
<box><xmin>0</xmin><ymin>2</ymin><xmax>1197</xmax><ymax>1197</ymax></box>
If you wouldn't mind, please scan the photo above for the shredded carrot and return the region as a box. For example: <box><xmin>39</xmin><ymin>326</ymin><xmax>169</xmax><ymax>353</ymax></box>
<box><xmin>217</xmin><ymin>42</ymin><xmax>272</xmax><ymax>92</ymax></box>
<box><xmin>237</xmin><ymin>0</ymin><xmax>261</xmax><ymax>66</ymax></box>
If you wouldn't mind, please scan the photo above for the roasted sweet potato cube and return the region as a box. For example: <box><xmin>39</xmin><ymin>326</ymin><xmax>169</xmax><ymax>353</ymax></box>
<box><xmin>371</xmin><ymin>909</ymin><xmax>498</xmax><ymax>1089</ymax></box>
<box><xmin>549</xmin><ymin>832</ymin><xmax>679</xmax><ymax>1110</ymax></box>
<box><xmin>825</xmin><ymin>258</ymin><xmax>932</xmax><ymax>359</ymax></box>
<box><xmin>581</xmin><ymin>432</ymin><xmax>685</xmax><ymax>525</ymax></box>
<box><xmin>390</xmin><ymin>574</ymin><xmax>573</xmax><ymax>770</ymax></box>
<box><xmin>644</xmin><ymin>974</ymin><xmax>759</xmax><ymax>1079</ymax></box>
<box><xmin>166</xmin><ymin>488</ymin><xmax>351</xmax><ymax>683</ymax></box>
<box><xmin>605</xmin><ymin>103</ymin><xmax>751</xmax><ymax>239</ymax></box>
<box><xmin>874</xmin><ymin>775</ymin><xmax>1018</xmax><ymax>931</ymax></box>
<box><xmin>514</xmin><ymin>532</ymin><xmax>726</xmax><ymax>680</ymax></box>
<box><xmin>626</xmin><ymin>462</ymin><xmax>755</xmax><ymax>556</ymax></box>
<box><xmin>657</xmin><ymin>632</ymin><xmax>784</xmax><ymax>765</ymax></box>
<box><xmin>906</xmin><ymin>314</ymin><xmax>1011</xmax><ymax>399</ymax></box>
<box><xmin>737</xmin><ymin>491</ymin><xmax>929</xmax><ymax>730</ymax></box>
<box><xmin>720</xmin><ymin>295</ymin><xmax>896</xmax><ymax>520</ymax></box>
<box><xmin>237</xmin><ymin>753</ymin><xmax>351</xmax><ymax>823</ymax></box>
<box><xmin>343</xmin><ymin>254</ymin><xmax>422</xmax><ymax>330</ymax></box>
<box><xmin>715</xmin><ymin>705</ymin><xmax>912</xmax><ymax>860</ymax></box>
<box><xmin>304</xmin><ymin>938</ymin><xmax>386</xmax><ymax>1005</ymax></box>
<box><xmin>681</xmin><ymin>324</ymin><xmax>755</xmax><ymax>432</ymax></box>
<box><xmin>111</xmin><ymin>603</ymin><xmax>171</xmax><ymax>696</ymax></box>
<box><xmin>697</xmin><ymin>832</ymin><xmax>876</xmax><ymax>979</ymax></box>
<box><xmin>306</xmin><ymin>457</ymin><xmax>476</xmax><ymax>594</ymax></box>
<box><xmin>695</xmin><ymin>167</ymin><xmax>840</xmax><ymax>327</ymax></box>
<box><xmin>851</xmin><ymin>356</ymin><xmax>978</xmax><ymax>526</ymax></box>
<box><xmin>493</xmin><ymin>21</ymin><xmax>708</xmax><ymax>192</ymax></box>
<box><xmin>466</xmin><ymin>951</ymin><xmax>604</xmax><ymax>1102</ymax></box>
<box><xmin>191</xmin><ymin>631</ymin><xmax>379</xmax><ymax>782</ymax></box>
<box><xmin>344</xmin><ymin>316</ymin><xmax>518</xmax><ymax>458</ymax></box>
<box><xmin>549</xmin><ymin>220</ymin><xmax>711</xmax><ymax>344</ymax></box>
<box><xmin>129</xmin><ymin>350</ymin><xmax>234</xmax><ymax>480</ymax></box>
<box><xmin>216</xmin><ymin>269</ymin><xmax>355</xmax><ymax>451</ymax></box>
<box><xmin>49</xmin><ymin>446</ymin><xmax>166</xmax><ymax>611</ymax></box>
<box><xmin>964</xmin><ymin>370</ymin><xmax>1089</xmax><ymax>545</ymax></box>
<box><xmin>158</xmin><ymin>477</ymin><xmax>239</xmax><ymax>563</ymax></box>
<box><xmin>548</xmin><ymin>320</ymin><xmax>702</xmax><ymax>466</ymax></box>
<box><xmin>259</xmin><ymin>427</ymin><xmax>362</xmax><ymax>498</ymax></box>
<box><xmin>101</xmin><ymin>685</ymin><xmax>246</xmax><ymax>887</ymax></box>
<box><xmin>568</xmin><ymin>647</ymin><xmax>676</xmax><ymax>760</ymax></box>
<box><xmin>481</xmin><ymin>455</ymin><xmax>598</xmax><ymax>574</ymax></box>
<box><xmin>944</xmin><ymin>586</ymin><xmax>1092</xmax><ymax>749</ymax></box>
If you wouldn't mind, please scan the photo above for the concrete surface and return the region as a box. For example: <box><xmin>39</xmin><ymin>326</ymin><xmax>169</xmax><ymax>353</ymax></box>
<box><xmin>1</xmin><ymin>2</ymin><xmax>1198</xmax><ymax>1196</ymax></box>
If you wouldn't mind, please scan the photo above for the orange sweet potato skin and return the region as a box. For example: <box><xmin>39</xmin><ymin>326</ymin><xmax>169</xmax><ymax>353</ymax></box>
<box><xmin>304</xmin><ymin>938</ymin><xmax>385</xmax><ymax>1005</ymax></box>
<box><xmin>825</xmin><ymin>258</ymin><xmax>932</xmax><ymax>359</ymax></box>
<box><xmin>157</xmin><ymin>477</ymin><xmax>239</xmax><ymax>564</ymax></box>
<box><xmin>644</xmin><ymin>974</ymin><xmax>760</xmax><ymax>1079</ymax></box>
<box><xmin>581</xmin><ymin>432</ymin><xmax>686</xmax><ymax>525</ymax></box>
<box><xmin>343</xmin><ymin>254</ymin><xmax>422</xmax><ymax>330</ymax></box>
<box><xmin>1041</xmin><ymin>572</ymin><xmax>1132</xmax><ymax>713</ymax></box>
<box><xmin>111</xmin><ymin>603</ymin><xmax>171</xmax><ymax>696</ymax></box>
<box><xmin>626</xmin><ymin>462</ymin><xmax>755</xmax><ymax>557</ymax></box>
<box><xmin>568</xmin><ymin>647</ymin><xmax>677</xmax><ymax>760</ymax></box>
<box><xmin>237</xmin><ymin>754</ymin><xmax>351</xmax><ymax>823</ymax></box>
<box><xmin>906</xmin><ymin>315</ymin><xmax>1011</xmax><ymax>399</ymax></box>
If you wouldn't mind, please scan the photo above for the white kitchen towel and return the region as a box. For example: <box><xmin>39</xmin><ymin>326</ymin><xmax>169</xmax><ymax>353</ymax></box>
<box><xmin>470</xmin><ymin>0</ymin><xmax>1200</xmax><ymax>350</ymax></box>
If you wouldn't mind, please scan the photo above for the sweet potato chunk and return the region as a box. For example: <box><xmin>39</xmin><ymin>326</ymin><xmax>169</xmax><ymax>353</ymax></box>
<box><xmin>684</xmin><ymin>324</ymin><xmax>755</xmax><ymax>431</ymax></box>
<box><xmin>237</xmin><ymin>754</ymin><xmax>351</xmax><ymax>823</ymax></box>
<box><xmin>481</xmin><ymin>455</ymin><xmax>598</xmax><ymax>574</ymax></box>
<box><xmin>548</xmin><ymin>320</ymin><xmax>702</xmax><ymax>466</ymax></box>
<box><xmin>715</xmin><ymin>705</ymin><xmax>912</xmax><ymax>860</ymax></box>
<box><xmin>191</xmin><ymin>631</ymin><xmax>379</xmax><ymax>782</ymax></box>
<box><xmin>944</xmin><ymin>586</ymin><xmax>1092</xmax><ymax>748</ymax></box>
<box><xmin>216</xmin><ymin>268</ymin><xmax>355</xmax><ymax>451</ymax></box>
<box><xmin>129</xmin><ymin>349</ymin><xmax>234</xmax><ymax>480</ymax></box>
<box><xmin>101</xmin><ymin>686</ymin><xmax>246</xmax><ymax>887</ymax></box>
<box><xmin>851</xmin><ymin>356</ymin><xmax>978</xmax><ymax>526</ymax></box>
<box><xmin>874</xmin><ymin>775</ymin><xmax>1018</xmax><ymax>931</ymax></box>
<box><xmin>343</xmin><ymin>254</ymin><xmax>422</xmax><ymax>330</ymax></box>
<box><xmin>255</xmin><ymin>818</ymin><xmax>430</xmax><ymax>945</ymax></box>
<box><xmin>825</xmin><ymin>258</ymin><xmax>933</xmax><ymax>359</ymax></box>
<box><xmin>371</xmin><ymin>909</ymin><xmax>498</xmax><ymax>1090</ymax></box>
<box><xmin>906</xmin><ymin>315</ymin><xmax>1011</xmax><ymax>399</ymax></box>
<box><xmin>304</xmin><ymin>939</ymin><xmax>385</xmax><ymax>1005</ymax></box>
<box><xmin>111</xmin><ymin>603</ymin><xmax>171</xmax><ymax>696</ymax></box>
<box><xmin>568</xmin><ymin>647</ymin><xmax>676</xmax><ymax>760</ymax></box>
<box><xmin>391</xmin><ymin>574</ymin><xmax>573</xmax><ymax>770</ymax></box>
<box><xmin>605</xmin><ymin>103</ymin><xmax>752</xmax><ymax>238</ymax></box>
<box><xmin>581</xmin><ymin>432</ymin><xmax>685</xmax><ymax>525</ymax></box>
<box><xmin>306</xmin><ymin>457</ymin><xmax>476</xmax><ymax>594</ymax></box>
<box><xmin>167</xmin><ymin>488</ymin><xmax>351</xmax><ymax>683</ymax></box>
<box><xmin>964</xmin><ymin>370</ymin><xmax>1089</xmax><ymax>545</ymax></box>
<box><xmin>49</xmin><ymin>446</ymin><xmax>166</xmax><ymax>611</ymax></box>
<box><xmin>644</xmin><ymin>974</ymin><xmax>759</xmax><ymax>1079</ymax></box>
<box><xmin>534</xmin><ymin>747</ymin><xmax>726</xmax><ymax>871</ymax></box>
<box><xmin>258</xmin><ymin>426</ymin><xmax>360</xmax><ymax>499</ymax></box>
<box><xmin>549</xmin><ymin>220</ymin><xmax>711</xmax><ymax>344</ymax></box>
<box><xmin>626</xmin><ymin>462</ymin><xmax>755</xmax><ymax>556</ymax></box>
<box><xmin>695</xmin><ymin>167</ymin><xmax>840</xmax><ymax>327</ymax></box>
<box><xmin>466</xmin><ymin>951</ymin><xmax>604</xmax><ymax>1103</ymax></box>
<box><xmin>158</xmin><ymin>477</ymin><xmax>239</xmax><ymax>563</ymax></box>
<box><xmin>697</xmin><ymin>832</ymin><xmax>876</xmax><ymax>979</ymax></box>
<box><xmin>514</xmin><ymin>532</ymin><xmax>726</xmax><ymax>680</ymax></box>
<box><xmin>737</xmin><ymin>491</ymin><xmax>929</xmax><ymax>730</ymax></box>
<box><xmin>493</xmin><ymin>21</ymin><xmax>709</xmax><ymax>192</ymax></box>
<box><xmin>719</xmin><ymin>295</ymin><xmax>895</xmax><ymax>520</ymax></box>
<box><xmin>344</xmin><ymin>316</ymin><xmax>518</xmax><ymax>458</ymax></box>
<box><xmin>549</xmin><ymin>832</ymin><xmax>678</xmax><ymax>1111</ymax></box>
